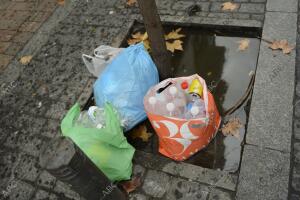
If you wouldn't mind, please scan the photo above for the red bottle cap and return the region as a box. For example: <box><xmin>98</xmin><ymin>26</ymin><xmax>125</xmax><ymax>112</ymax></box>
<box><xmin>181</xmin><ymin>81</ymin><xmax>188</xmax><ymax>90</ymax></box>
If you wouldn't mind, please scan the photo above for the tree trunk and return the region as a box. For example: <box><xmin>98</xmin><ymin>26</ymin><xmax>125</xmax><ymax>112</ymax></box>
<box><xmin>137</xmin><ymin>0</ymin><xmax>172</xmax><ymax>79</ymax></box>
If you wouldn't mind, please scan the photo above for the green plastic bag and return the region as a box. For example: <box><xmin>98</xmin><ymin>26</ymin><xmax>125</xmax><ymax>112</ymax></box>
<box><xmin>61</xmin><ymin>103</ymin><xmax>135</xmax><ymax>181</ymax></box>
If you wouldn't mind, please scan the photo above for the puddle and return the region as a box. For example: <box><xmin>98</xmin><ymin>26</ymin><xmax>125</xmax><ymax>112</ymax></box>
<box><xmin>123</xmin><ymin>24</ymin><xmax>260</xmax><ymax>172</ymax></box>
<box><xmin>84</xmin><ymin>23</ymin><xmax>261</xmax><ymax>172</ymax></box>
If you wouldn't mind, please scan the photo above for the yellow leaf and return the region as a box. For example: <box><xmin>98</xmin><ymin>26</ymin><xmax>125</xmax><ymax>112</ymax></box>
<box><xmin>130</xmin><ymin>125</ymin><xmax>151</xmax><ymax>142</ymax></box>
<box><xmin>165</xmin><ymin>28</ymin><xmax>185</xmax><ymax>40</ymax></box>
<box><xmin>127</xmin><ymin>32</ymin><xmax>148</xmax><ymax>46</ymax></box>
<box><xmin>221</xmin><ymin>118</ymin><xmax>243</xmax><ymax>139</ymax></box>
<box><xmin>237</xmin><ymin>39</ymin><xmax>250</xmax><ymax>51</ymax></box>
<box><xmin>143</xmin><ymin>40</ymin><xmax>150</xmax><ymax>50</ymax></box>
<box><xmin>269</xmin><ymin>39</ymin><xmax>295</xmax><ymax>54</ymax></box>
<box><xmin>282</xmin><ymin>45</ymin><xmax>294</xmax><ymax>54</ymax></box>
<box><xmin>142</xmin><ymin>32</ymin><xmax>148</xmax><ymax>41</ymax></box>
<box><xmin>127</xmin><ymin>38</ymin><xmax>140</xmax><ymax>45</ymax></box>
<box><xmin>19</xmin><ymin>55</ymin><xmax>33</xmax><ymax>65</ymax></box>
<box><xmin>166</xmin><ymin>40</ymin><xmax>183</xmax><ymax>53</ymax></box>
<box><xmin>221</xmin><ymin>2</ymin><xmax>238</xmax><ymax>11</ymax></box>
<box><xmin>132</xmin><ymin>32</ymin><xmax>144</xmax><ymax>39</ymax></box>
<box><xmin>57</xmin><ymin>0</ymin><xmax>65</xmax><ymax>5</ymax></box>
<box><xmin>126</xmin><ymin>0</ymin><xmax>137</xmax><ymax>6</ymax></box>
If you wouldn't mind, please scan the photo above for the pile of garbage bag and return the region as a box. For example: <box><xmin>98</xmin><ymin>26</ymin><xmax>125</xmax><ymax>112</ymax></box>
<box><xmin>61</xmin><ymin>43</ymin><xmax>158</xmax><ymax>181</ymax></box>
<box><xmin>60</xmin><ymin>42</ymin><xmax>221</xmax><ymax>182</ymax></box>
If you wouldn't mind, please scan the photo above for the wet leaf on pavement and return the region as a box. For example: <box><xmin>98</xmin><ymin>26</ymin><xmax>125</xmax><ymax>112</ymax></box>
<box><xmin>237</xmin><ymin>39</ymin><xmax>250</xmax><ymax>51</ymax></box>
<box><xmin>131</xmin><ymin>125</ymin><xmax>151</xmax><ymax>142</ymax></box>
<box><xmin>127</xmin><ymin>30</ymin><xmax>185</xmax><ymax>53</ymax></box>
<box><xmin>166</xmin><ymin>40</ymin><xmax>183</xmax><ymax>53</ymax></box>
<box><xmin>19</xmin><ymin>55</ymin><xmax>33</xmax><ymax>65</ymax></box>
<box><xmin>165</xmin><ymin>28</ymin><xmax>185</xmax><ymax>40</ymax></box>
<box><xmin>57</xmin><ymin>0</ymin><xmax>65</xmax><ymax>6</ymax></box>
<box><xmin>269</xmin><ymin>39</ymin><xmax>295</xmax><ymax>54</ymax></box>
<box><xmin>120</xmin><ymin>177</ymin><xmax>141</xmax><ymax>194</ymax></box>
<box><xmin>221</xmin><ymin>2</ymin><xmax>238</xmax><ymax>11</ymax></box>
<box><xmin>221</xmin><ymin>118</ymin><xmax>243</xmax><ymax>139</ymax></box>
<box><xmin>127</xmin><ymin>0</ymin><xmax>137</xmax><ymax>6</ymax></box>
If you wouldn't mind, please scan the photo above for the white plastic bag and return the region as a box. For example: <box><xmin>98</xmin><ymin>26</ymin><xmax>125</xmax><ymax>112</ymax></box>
<box><xmin>82</xmin><ymin>45</ymin><xmax>123</xmax><ymax>77</ymax></box>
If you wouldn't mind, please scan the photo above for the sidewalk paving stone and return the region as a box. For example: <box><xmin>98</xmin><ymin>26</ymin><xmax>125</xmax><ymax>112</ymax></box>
<box><xmin>5</xmin><ymin>180</ymin><xmax>35</xmax><ymax>200</ymax></box>
<box><xmin>237</xmin><ymin>145</ymin><xmax>289</xmax><ymax>200</ymax></box>
<box><xmin>0</xmin><ymin>54</ymin><xmax>12</xmax><ymax>70</ymax></box>
<box><xmin>266</xmin><ymin>0</ymin><xmax>298</xmax><ymax>12</ymax></box>
<box><xmin>33</xmin><ymin>190</ymin><xmax>58</xmax><ymax>200</ymax></box>
<box><xmin>246</xmin><ymin>12</ymin><xmax>297</xmax><ymax>152</ymax></box>
<box><xmin>0</xmin><ymin>30</ymin><xmax>16</xmax><ymax>42</ymax></box>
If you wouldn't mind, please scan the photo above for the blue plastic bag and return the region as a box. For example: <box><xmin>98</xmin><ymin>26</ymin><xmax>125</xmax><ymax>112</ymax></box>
<box><xmin>93</xmin><ymin>43</ymin><xmax>159</xmax><ymax>131</ymax></box>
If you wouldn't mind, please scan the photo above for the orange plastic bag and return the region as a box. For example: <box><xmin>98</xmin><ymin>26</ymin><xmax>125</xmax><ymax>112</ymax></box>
<box><xmin>144</xmin><ymin>74</ymin><xmax>221</xmax><ymax>161</ymax></box>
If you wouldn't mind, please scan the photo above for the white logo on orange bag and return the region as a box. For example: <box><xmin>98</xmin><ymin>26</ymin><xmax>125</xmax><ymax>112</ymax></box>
<box><xmin>153</xmin><ymin>120</ymin><xmax>199</xmax><ymax>155</ymax></box>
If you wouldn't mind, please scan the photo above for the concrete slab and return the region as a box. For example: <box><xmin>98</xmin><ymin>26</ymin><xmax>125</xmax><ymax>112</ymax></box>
<box><xmin>134</xmin><ymin>150</ymin><xmax>238</xmax><ymax>191</ymax></box>
<box><xmin>159</xmin><ymin>15</ymin><xmax>262</xmax><ymax>28</ymax></box>
<box><xmin>246</xmin><ymin>12</ymin><xmax>297</xmax><ymax>152</ymax></box>
<box><xmin>164</xmin><ymin>177</ymin><xmax>209</xmax><ymax>200</ymax></box>
<box><xmin>236</xmin><ymin>145</ymin><xmax>289</xmax><ymax>200</ymax></box>
<box><xmin>267</xmin><ymin>0</ymin><xmax>298</xmax><ymax>13</ymax></box>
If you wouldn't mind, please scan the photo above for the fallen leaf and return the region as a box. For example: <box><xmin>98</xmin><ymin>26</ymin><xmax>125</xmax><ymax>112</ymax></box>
<box><xmin>126</xmin><ymin>0</ymin><xmax>137</xmax><ymax>6</ymax></box>
<box><xmin>269</xmin><ymin>39</ymin><xmax>295</xmax><ymax>54</ymax></box>
<box><xmin>143</xmin><ymin>40</ymin><xmax>150</xmax><ymax>50</ymax></box>
<box><xmin>131</xmin><ymin>32</ymin><xmax>143</xmax><ymax>39</ymax></box>
<box><xmin>127</xmin><ymin>30</ymin><xmax>185</xmax><ymax>53</ymax></box>
<box><xmin>237</xmin><ymin>39</ymin><xmax>250</xmax><ymax>51</ymax></box>
<box><xmin>57</xmin><ymin>0</ymin><xmax>65</xmax><ymax>5</ymax></box>
<box><xmin>19</xmin><ymin>55</ymin><xmax>33</xmax><ymax>65</ymax></box>
<box><xmin>221</xmin><ymin>2</ymin><xmax>238</xmax><ymax>11</ymax></box>
<box><xmin>221</xmin><ymin>118</ymin><xmax>243</xmax><ymax>139</ymax></box>
<box><xmin>120</xmin><ymin>177</ymin><xmax>141</xmax><ymax>194</ymax></box>
<box><xmin>165</xmin><ymin>28</ymin><xmax>185</xmax><ymax>40</ymax></box>
<box><xmin>127</xmin><ymin>38</ymin><xmax>141</xmax><ymax>45</ymax></box>
<box><xmin>132</xmin><ymin>32</ymin><xmax>148</xmax><ymax>40</ymax></box>
<box><xmin>127</xmin><ymin>32</ymin><xmax>150</xmax><ymax>50</ymax></box>
<box><xmin>127</xmin><ymin>32</ymin><xmax>148</xmax><ymax>45</ymax></box>
<box><xmin>166</xmin><ymin>40</ymin><xmax>183</xmax><ymax>53</ymax></box>
<box><xmin>131</xmin><ymin>125</ymin><xmax>151</xmax><ymax>142</ymax></box>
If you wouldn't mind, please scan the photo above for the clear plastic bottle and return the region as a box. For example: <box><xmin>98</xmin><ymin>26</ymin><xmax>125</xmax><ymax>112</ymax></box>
<box><xmin>154</xmin><ymin>93</ymin><xmax>169</xmax><ymax>116</ymax></box>
<box><xmin>170</xmin><ymin>85</ymin><xmax>187</xmax><ymax>118</ymax></box>
<box><xmin>75</xmin><ymin>106</ymin><xmax>106</xmax><ymax>129</ymax></box>
<box><xmin>158</xmin><ymin>85</ymin><xmax>187</xmax><ymax>117</ymax></box>
<box><xmin>185</xmin><ymin>94</ymin><xmax>206</xmax><ymax>119</ymax></box>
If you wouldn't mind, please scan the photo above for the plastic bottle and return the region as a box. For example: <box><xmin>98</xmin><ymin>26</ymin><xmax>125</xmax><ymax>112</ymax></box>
<box><xmin>148</xmin><ymin>96</ymin><xmax>157</xmax><ymax>112</ymax></box>
<box><xmin>173</xmin><ymin>86</ymin><xmax>187</xmax><ymax>118</ymax></box>
<box><xmin>168</xmin><ymin>85</ymin><xmax>187</xmax><ymax>118</ymax></box>
<box><xmin>88</xmin><ymin>106</ymin><xmax>106</xmax><ymax>128</ymax></box>
<box><xmin>154</xmin><ymin>93</ymin><xmax>168</xmax><ymax>115</ymax></box>
<box><xmin>166</xmin><ymin>102</ymin><xmax>175</xmax><ymax>117</ymax></box>
<box><xmin>188</xmin><ymin>79</ymin><xmax>203</xmax><ymax>97</ymax></box>
<box><xmin>151</xmin><ymin>84</ymin><xmax>187</xmax><ymax>118</ymax></box>
<box><xmin>75</xmin><ymin>106</ymin><xmax>106</xmax><ymax>129</ymax></box>
<box><xmin>185</xmin><ymin>95</ymin><xmax>206</xmax><ymax>119</ymax></box>
<box><xmin>169</xmin><ymin>86</ymin><xmax>178</xmax><ymax>99</ymax></box>
<box><xmin>185</xmin><ymin>78</ymin><xmax>206</xmax><ymax>119</ymax></box>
